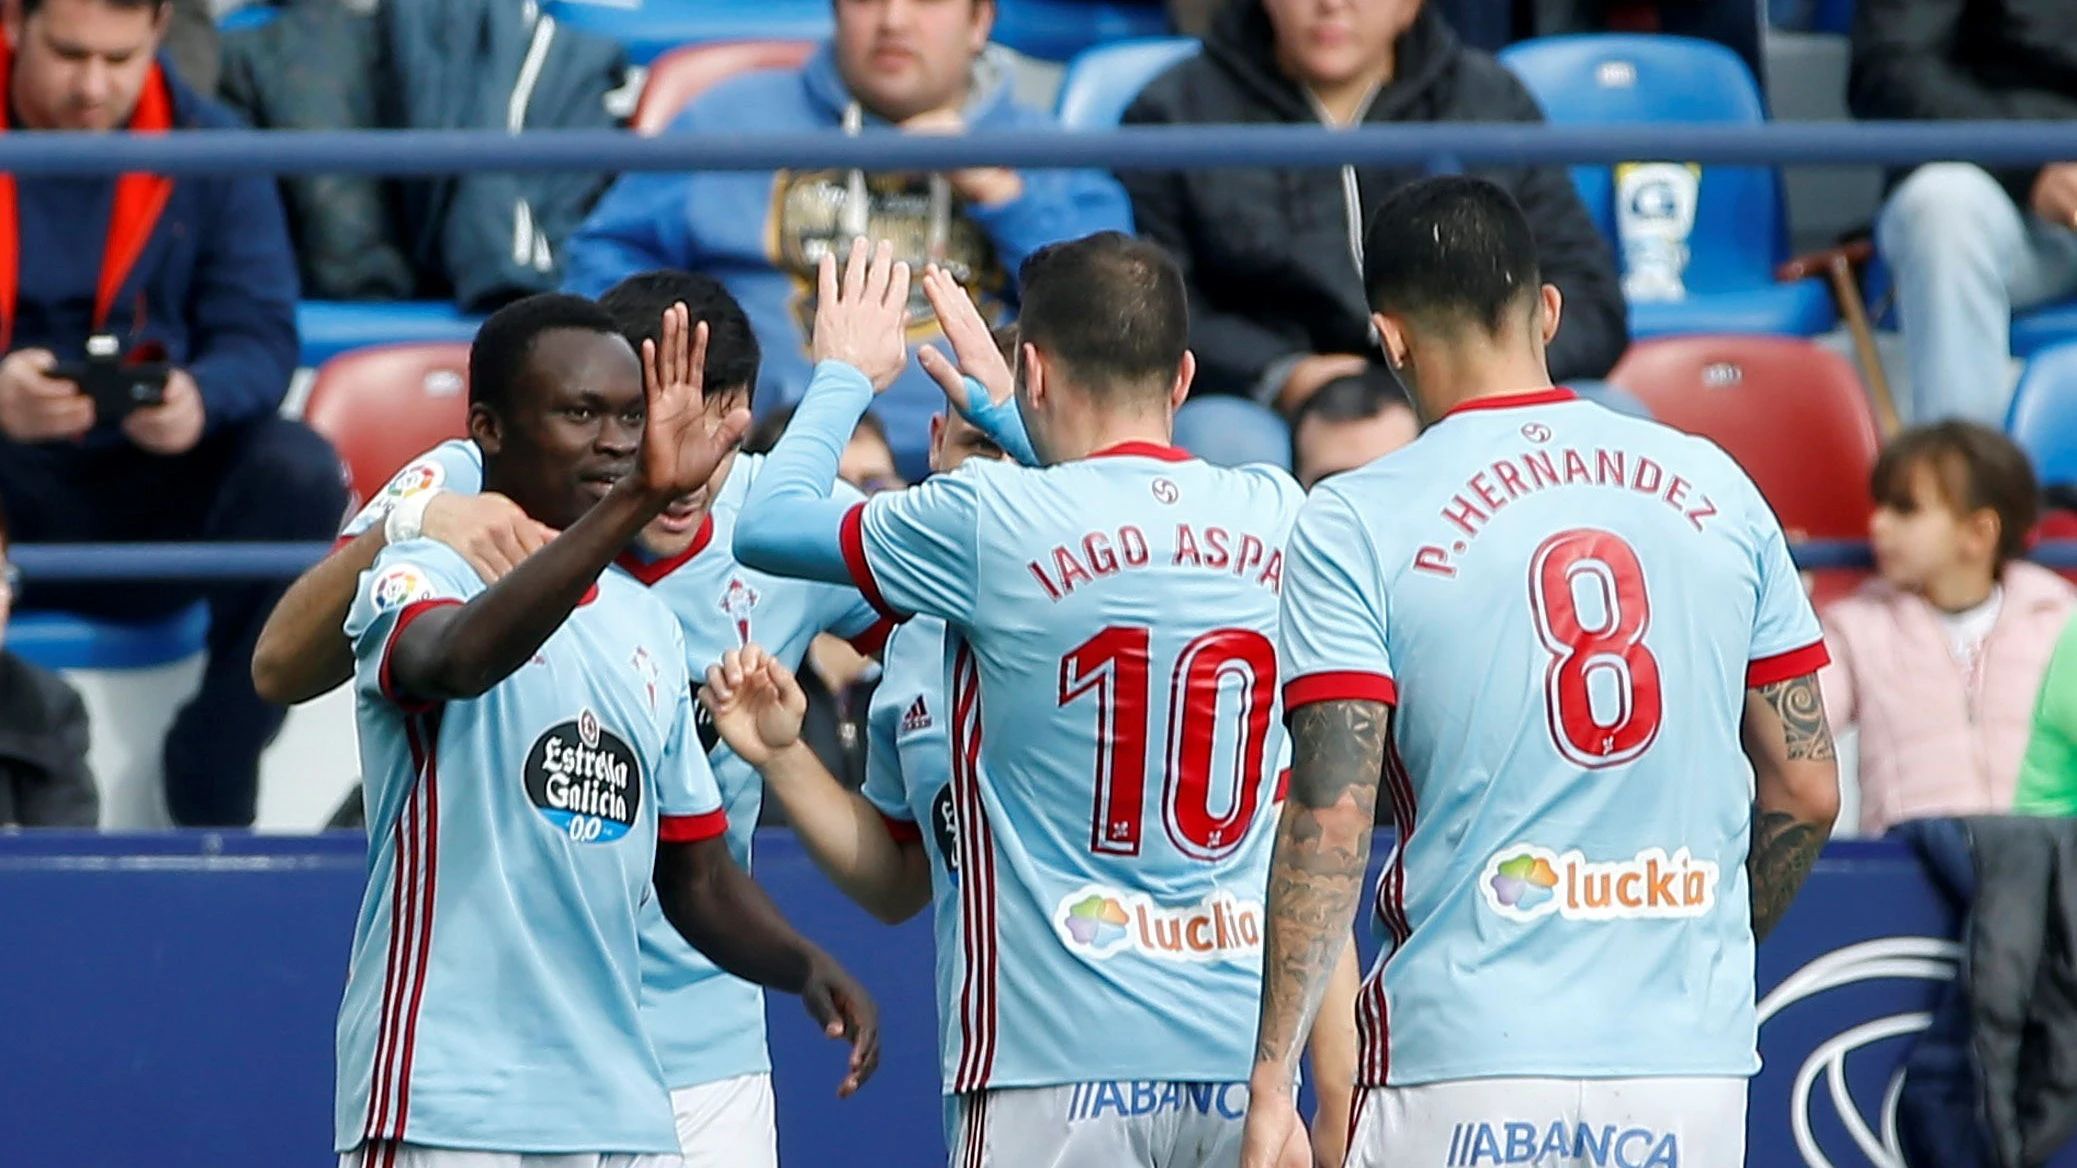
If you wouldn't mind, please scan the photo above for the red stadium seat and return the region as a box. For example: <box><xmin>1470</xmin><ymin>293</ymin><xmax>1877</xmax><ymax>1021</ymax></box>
<box><xmin>303</xmin><ymin>343</ymin><xmax>473</xmax><ymax>512</ymax></box>
<box><xmin>632</xmin><ymin>40</ymin><xmax>816</xmax><ymax>134</ymax></box>
<box><xmin>1609</xmin><ymin>335</ymin><xmax>1883</xmax><ymax>607</ymax></box>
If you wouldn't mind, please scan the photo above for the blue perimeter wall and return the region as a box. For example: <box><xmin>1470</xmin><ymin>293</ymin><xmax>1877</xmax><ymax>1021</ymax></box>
<box><xmin>0</xmin><ymin>831</ymin><xmax>2068</xmax><ymax>1168</ymax></box>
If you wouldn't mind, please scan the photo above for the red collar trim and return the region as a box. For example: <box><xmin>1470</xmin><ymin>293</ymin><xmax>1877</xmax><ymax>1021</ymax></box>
<box><xmin>1441</xmin><ymin>387</ymin><xmax>1578</xmax><ymax>420</ymax></box>
<box><xmin>1087</xmin><ymin>440</ymin><xmax>1194</xmax><ymax>463</ymax></box>
<box><xmin>613</xmin><ymin>512</ymin><xmax>716</xmax><ymax>586</ymax></box>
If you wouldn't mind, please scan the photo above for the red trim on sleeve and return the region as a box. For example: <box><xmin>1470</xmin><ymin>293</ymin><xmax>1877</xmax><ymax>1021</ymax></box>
<box><xmin>879</xmin><ymin>811</ymin><xmax>923</xmax><ymax>845</ymax></box>
<box><xmin>848</xmin><ymin>618</ymin><xmax>895</xmax><ymax>659</ymax></box>
<box><xmin>332</xmin><ymin>534</ymin><xmax>357</xmax><ymax>553</ymax></box>
<box><xmin>378</xmin><ymin>599</ymin><xmax>463</xmax><ymax>712</ymax></box>
<box><xmin>839</xmin><ymin>501</ymin><xmax>907</xmax><ymax>624</ymax></box>
<box><xmin>1747</xmin><ymin>641</ymin><xmax>1831</xmax><ymax>689</ymax></box>
<box><xmin>1274</xmin><ymin>768</ymin><xmax>1291</xmax><ymax>801</ymax></box>
<box><xmin>1284</xmin><ymin>670</ymin><xmax>1399</xmax><ymax>713</ymax></box>
<box><xmin>659</xmin><ymin>809</ymin><xmax>729</xmax><ymax>843</ymax></box>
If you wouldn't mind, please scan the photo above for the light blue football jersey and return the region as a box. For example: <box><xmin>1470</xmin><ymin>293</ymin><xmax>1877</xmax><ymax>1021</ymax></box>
<box><xmin>336</xmin><ymin>539</ymin><xmax>727</xmax><ymax>1155</ymax></box>
<box><xmin>621</xmin><ymin>452</ymin><xmax>888</xmax><ymax>1090</ymax></box>
<box><xmin>338</xmin><ymin>438</ymin><xmax>484</xmax><ymax>539</ymax></box>
<box><xmin>844</xmin><ymin>443</ymin><xmax>1306</xmax><ymax>1091</ymax></box>
<box><xmin>858</xmin><ymin>616</ymin><xmax>964</xmax><ymax>1089</ymax></box>
<box><xmin>1277</xmin><ymin>388</ymin><xmax>1828</xmax><ymax>1087</ymax></box>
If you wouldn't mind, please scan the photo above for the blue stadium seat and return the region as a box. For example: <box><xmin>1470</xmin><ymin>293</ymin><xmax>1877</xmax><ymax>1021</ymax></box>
<box><xmin>296</xmin><ymin>301</ymin><xmax>483</xmax><ymax>369</ymax></box>
<box><xmin>2009</xmin><ymin>341</ymin><xmax>2077</xmax><ymax>487</ymax></box>
<box><xmin>2012</xmin><ymin>301</ymin><xmax>2077</xmax><ymax>361</ymax></box>
<box><xmin>1497</xmin><ymin>34</ymin><xmax>1834</xmax><ymax>340</ymax></box>
<box><xmin>9</xmin><ymin>603</ymin><xmax>210</xmax><ymax>673</ymax></box>
<box><xmin>217</xmin><ymin>3</ymin><xmax>279</xmax><ymax>35</ymax></box>
<box><xmin>1055</xmin><ymin>37</ymin><xmax>1198</xmax><ymax>129</ymax></box>
<box><xmin>546</xmin><ymin>0</ymin><xmax>1168</xmax><ymax>65</ymax></box>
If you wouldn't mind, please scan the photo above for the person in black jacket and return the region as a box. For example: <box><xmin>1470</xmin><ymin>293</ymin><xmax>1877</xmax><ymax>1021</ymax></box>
<box><xmin>1121</xmin><ymin>0</ymin><xmax>1627</xmax><ymax>468</ymax></box>
<box><xmin>0</xmin><ymin>498</ymin><xmax>98</xmax><ymax>828</ymax></box>
<box><xmin>1850</xmin><ymin>0</ymin><xmax>2077</xmax><ymax>430</ymax></box>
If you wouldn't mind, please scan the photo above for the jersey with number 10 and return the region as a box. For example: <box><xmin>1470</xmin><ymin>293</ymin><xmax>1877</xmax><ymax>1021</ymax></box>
<box><xmin>1278</xmin><ymin>388</ymin><xmax>1828</xmax><ymax>1087</ymax></box>
<box><xmin>844</xmin><ymin>443</ymin><xmax>1305</xmax><ymax>1092</ymax></box>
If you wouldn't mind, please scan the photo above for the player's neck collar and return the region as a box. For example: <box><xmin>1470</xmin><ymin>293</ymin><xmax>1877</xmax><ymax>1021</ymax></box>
<box><xmin>1086</xmin><ymin>439</ymin><xmax>1194</xmax><ymax>463</ymax></box>
<box><xmin>1439</xmin><ymin>386</ymin><xmax>1577</xmax><ymax>420</ymax></box>
<box><xmin>614</xmin><ymin>513</ymin><xmax>717</xmax><ymax>586</ymax></box>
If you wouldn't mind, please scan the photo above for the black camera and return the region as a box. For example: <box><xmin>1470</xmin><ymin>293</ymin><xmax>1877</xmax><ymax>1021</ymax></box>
<box><xmin>51</xmin><ymin>333</ymin><xmax>168</xmax><ymax>421</ymax></box>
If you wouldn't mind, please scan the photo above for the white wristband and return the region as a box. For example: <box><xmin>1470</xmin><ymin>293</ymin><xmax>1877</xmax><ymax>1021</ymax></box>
<box><xmin>384</xmin><ymin>489</ymin><xmax>437</xmax><ymax>546</ymax></box>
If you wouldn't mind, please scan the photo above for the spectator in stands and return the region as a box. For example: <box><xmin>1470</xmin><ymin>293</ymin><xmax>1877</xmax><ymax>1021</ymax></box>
<box><xmin>564</xmin><ymin>0</ymin><xmax>1132</xmax><ymax>481</ymax></box>
<box><xmin>0</xmin><ymin>498</ymin><xmax>98</xmax><ymax>828</ymax></box>
<box><xmin>1819</xmin><ymin>423</ymin><xmax>2074</xmax><ymax>836</ymax></box>
<box><xmin>739</xmin><ymin>404</ymin><xmax>904</xmax><ymax>816</ymax></box>
<box><xmin>0</xmin><ymin>0</ymin><xmax>344</xmax><ymax>827</ymax></box>
<box><xmin>2014</xmin><ymin>609</ymin><xmax>2077</xmax><ymax>817</ymax></box>
<box><xmin>1289</xmin><ymin>366</ymin><xmax>1419</xmax><ymax>488</ymax></box>
<box><xmin>1851</xmin><ymin>0</ymin><xmax>2077</xmax><ymax>427</ymax></box>
<box><xmin>1121</xmin><ymin>0</ymin><xmax>1628</xmax><ymax>467</ymax></box>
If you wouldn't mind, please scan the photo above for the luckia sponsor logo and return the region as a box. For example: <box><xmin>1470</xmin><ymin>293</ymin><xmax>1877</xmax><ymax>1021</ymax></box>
<box><xmin>1481</xmin><ymin>844</ymin><xmax>1717</xmax><ymax>922</ymax></box>
<box><xmin>1053</xmin><ymin>885</ymin><xmax>1263</xmax><ymax>964</ymax></box>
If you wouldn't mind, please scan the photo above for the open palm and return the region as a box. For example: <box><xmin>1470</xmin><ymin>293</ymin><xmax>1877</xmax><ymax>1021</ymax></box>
<box><xmin>638</xmin><ymin>302</ymin><xmax>751</xmax><ymax>499</ymax></box>
<box><xmin>916</xmin><ymin>262</ymin><xmax>1015</xmax><ymax>417</ymax></box>
<box><xmin>698</xmin><ymin>646</ymin><xmax>808</xmax><ymax>766</ymax></box>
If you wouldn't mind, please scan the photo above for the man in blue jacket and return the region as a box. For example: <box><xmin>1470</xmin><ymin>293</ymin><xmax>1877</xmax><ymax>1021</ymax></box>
<box><xmin>0</xmin><ymin>0</ymin><xmax>345</xmax><ymax>827</ymax></box>
<box><xmin>564</xmin><ymin>0</ymin><xmax>1133</xmax><ymax>480</ymax></box>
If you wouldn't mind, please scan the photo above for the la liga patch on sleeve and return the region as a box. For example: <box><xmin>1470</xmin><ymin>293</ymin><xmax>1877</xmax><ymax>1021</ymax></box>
<box><xmin>371</xmin><ymin>564</ymin><xmax>435</xmax><ymax>611</ymax></box>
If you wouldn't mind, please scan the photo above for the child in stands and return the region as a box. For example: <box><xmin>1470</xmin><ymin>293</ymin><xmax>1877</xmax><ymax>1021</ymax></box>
<box><xmin>1821</xmin><ymin>422</ymin><xmax>2074</xmax><ymax>835</ymax></box>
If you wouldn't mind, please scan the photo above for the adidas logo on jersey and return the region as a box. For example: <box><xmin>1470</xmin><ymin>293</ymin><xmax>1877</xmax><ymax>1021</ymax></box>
<box><xmin>900</xmin><ymin>696</ymin><xmax>932</xmax><ymax>734</ymax></box>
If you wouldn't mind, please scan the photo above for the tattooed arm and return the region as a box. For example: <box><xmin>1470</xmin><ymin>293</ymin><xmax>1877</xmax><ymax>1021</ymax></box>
<box><xmin>1741</xmin><ymin>671</ymin><xmax>1840</xmax><ymax>942</ymax></box>
<box><xmin>1250</xmin><ymin>699</ymin><xmax>1390</xmax><ymax>1094</ymax></box>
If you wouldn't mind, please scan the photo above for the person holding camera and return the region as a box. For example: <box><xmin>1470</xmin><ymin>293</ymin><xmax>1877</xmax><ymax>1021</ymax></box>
<box><xmin>0</xmin><ymin>0</ymin><xmax>345</xmax><ymax>827</ymax></box>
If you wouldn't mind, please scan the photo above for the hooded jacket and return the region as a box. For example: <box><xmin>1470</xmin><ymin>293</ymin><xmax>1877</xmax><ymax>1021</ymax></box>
<box><xmin>564</xmin><ymin>43</ymin><xmax>1134</xmax><ymax>475</ymax></box>
<box><xmin>1119</xmin><ymin>1</ymin><xmax>1628</xmax><ymax>402</ymax></box>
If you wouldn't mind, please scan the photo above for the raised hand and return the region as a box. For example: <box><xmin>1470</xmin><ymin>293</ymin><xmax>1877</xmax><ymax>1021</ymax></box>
<box><xmin>698</xmin><ymin>644</ymin><xmax>809</xmax><ymax>767</ymax></box>
<box><xmin>637</xmin><ymin>302</ymin><xmax>752</xmax><ymax>501</ymax></box>
<box><xmin>812</xmin><ymin>238</ymin><xmax>913</xmax><ymax>392</ymax></box>
<box><xmin>915</xmin><ymin>263</ymin><xmax>1014</xmax><ymax>418</ymax></box>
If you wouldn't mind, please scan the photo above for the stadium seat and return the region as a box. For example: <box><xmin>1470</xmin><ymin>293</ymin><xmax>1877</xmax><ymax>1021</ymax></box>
<box><xmin>633</xmin><ymin>40</ymin><xmax>816</xmax><ymax>133</ymax></box>
<box><xmin>2008</xmin><ymin>341</ymin><xmax>2077</xmax><ymax>489</ymax></box>
<box><xmin>302</xmin><ymin>343</ymin><xmax>473</xmax><ymax>510</ymax></box>
<box><xmin>2012</xmin><ymin>300</ymin><xmax>2077</xmax><ymax>361</ymax></box>
<box><xmin>7</xmin><ymin>604</ymin><xmax>210</xmax><ymax>673</ymax></box>
<box><xmin>546</xmin><ymin>0</ymin><xmax>1168</xmax><ymax>65</ymax></box>
<box><xmin>1498</xmin><ymin>35</ymin><xmax>1835</xmax><ymax>340</ymax></box>
<box><xmin>1610</xmin><ymin>335</ymin><xmax>1882</xmax><ymax>606</ymax></box>
<box><xmin>1055</xmin><ymin>37</ymin><xmax>1198</xmax><ymax>129</ymax></box>
<box><xmin>296</xmin><ymin>301</ymin><xmax>483</xmax><ymax>370</ymax></box>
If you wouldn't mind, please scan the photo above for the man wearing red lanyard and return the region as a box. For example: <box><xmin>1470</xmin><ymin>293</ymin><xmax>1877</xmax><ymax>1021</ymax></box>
<box><xmin>0</xmin><ymin>0</ymin><xmax>343</xmax><ymax>827</ymax></box>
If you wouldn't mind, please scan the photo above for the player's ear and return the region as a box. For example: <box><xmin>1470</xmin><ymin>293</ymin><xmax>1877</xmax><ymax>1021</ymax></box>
<box><xmin>1020</xmin><ymin>341</ymin><xmax>1047</xmax><ymax>407</ymax></box>
<box><xmin>1538</xmin><ymin>283</ymin><xmax>1564</xmax><ymax>347</ymax></box>
<box><xmin>927</xmin><ymin>413</ymin><xmax>948</xmax><ymax>475</ymax></box>
<box><xmin>468</xmin><ymin>401</ymin><xmax>505</xmax><ymax>457</ymax></box>
<box><xmin>1169</xmin><ymin>351</ymin><xmax>1195</xmax><ymax>414</ymax></box>
<box><xmin>1371</xmin><ymin>311</ymin><xmax>1410</xmax><ymax>372</ymax></box>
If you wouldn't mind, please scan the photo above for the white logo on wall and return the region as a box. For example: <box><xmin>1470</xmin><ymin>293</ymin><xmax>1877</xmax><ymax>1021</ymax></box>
<box><xmin>1756</xmin><ymin>936</ymin><xmax>1961</xmax><ymax>1168</ymax></box>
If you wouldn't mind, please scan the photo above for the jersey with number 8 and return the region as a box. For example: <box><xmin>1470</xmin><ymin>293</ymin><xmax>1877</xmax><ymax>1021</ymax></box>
<box><xmin>842</xmin><ymin>442</ymin><xmax>1305</xmax><ymax>1092</ymax></box>
<box><xmin>1278</xmin><ymin>388</ymin><xmax>1827</xmax><ymax>1086</ymax></box>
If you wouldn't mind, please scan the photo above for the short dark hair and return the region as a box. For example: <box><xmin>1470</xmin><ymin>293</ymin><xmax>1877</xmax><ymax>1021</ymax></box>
<box><xmin>742</xmin><ymin>403</ymin><xmax>890</xmax><ymax>457</ymax></box>
<box><xmin>1363</xmin><ymin>175</ymin><xmax>1542</xmax><ymax>337</ymax></box>
<box><xmin>469</xmin><ymin>293</ymin><xmax>623</xmax><ymax>414</ymax></box>
<box><xmin>1016</xmin><ymin>232</ymin><xmax>1186</xmax><ymax>400</ymax></box>
<box><xmin>1288</xmin><ymin>366</ymin><xmax>1411</xmax><ymax>460</ymax></box>
<box><xmin>1871</xmin><ymin>421</ymin><xmax>2040</xmax><ymax>572</ymax></box>
<box><xmin>991</xmin><ymin>322</ymin><xmax>1019</xmax><ymax>366</ymax></box>
<box><xmin>597</xmin><ymin>270</ymin><xmax>762</xmax><ymax>398</ymax></box>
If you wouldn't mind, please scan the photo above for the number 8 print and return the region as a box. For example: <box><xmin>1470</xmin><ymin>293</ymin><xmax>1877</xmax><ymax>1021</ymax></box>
<box><xmin>1529</xmin><ymin>528</ymin><xmax>1664</xmax><ymax>768</ymax></box>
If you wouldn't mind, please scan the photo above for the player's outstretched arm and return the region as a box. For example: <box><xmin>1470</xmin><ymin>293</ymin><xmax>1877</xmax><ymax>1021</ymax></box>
<box><xmin>390</xmin><ymin>307</ymin><xmax>748</xmax><ymax>703</ymax></box>
<box><xmin>1741</xmin><ymin>672</ymin><xmax>1840</xmax><ymax>942</ymax></box>
<box><xmin>1305</xmin><ymin>940</ymin><xmax>1361</xmax><ymax>1168</ymax></box>
<box><xmin>254</xmin><ymin>492</ymin><xmax>556</xmax><ymax>705</ymax></box>
<box><xmin>700</xmin><ymin>646</ymin><xmax>933</xmax><ymax>924</ymax></box>
<box><xmin>914</xmin><ymin>263</ymin><xmax>1039</xmax><ymax>467</ymax></box>
<box><xmin>734</xmin><ymin>238</ymin><xmax>913</xmax><ymax>585</ymax></box>
<box><xmin>1244</xmin><ymin>699</ymin><xmax>1391</xmax><ymax>1168</ymax></box>
<box><xmin>653</xmin><ymin>835</ymin><xmax>882</xmax><ymax>1096</ymax></box>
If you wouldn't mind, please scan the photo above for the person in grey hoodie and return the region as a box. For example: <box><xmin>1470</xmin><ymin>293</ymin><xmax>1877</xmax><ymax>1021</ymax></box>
<box><xmin>1122</xmin><ymin>0</ymin><xmax>1627</xmax><ymax>468</ymax></box>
